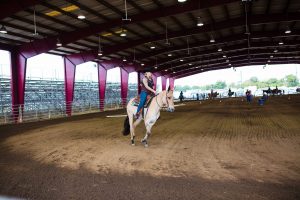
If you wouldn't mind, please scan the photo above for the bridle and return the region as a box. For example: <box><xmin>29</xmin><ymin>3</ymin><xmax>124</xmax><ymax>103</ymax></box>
<box><xmin>155</xmin><ymin>91</ymin><xmax>169</xmax><ymax>109</ymax></box>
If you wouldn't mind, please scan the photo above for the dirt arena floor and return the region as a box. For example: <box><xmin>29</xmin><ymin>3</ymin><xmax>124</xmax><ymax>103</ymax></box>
<box><xmin>0</xmin><ymin>95</ymin><xmax>300</xmax><ymax>200</ymax></box>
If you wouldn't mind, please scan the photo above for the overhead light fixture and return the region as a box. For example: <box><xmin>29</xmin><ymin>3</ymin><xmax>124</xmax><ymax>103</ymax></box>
<box><xmin>123</xmin><ymin>57</ymin><xmax>127</xmax><ymax>62</ymax></box>
<box><xmin>32</xmin><ymin>8</ymin><xmax>39</xmax><ymax>36</ymax></box>
<box><xmin>168</xmin><ymin>53</ymin><xmax>172</xmax><ymax>57</ymax></box>
<box><xmin>98</xmin><ymin>35</ymin><xmax>103</xmax><ymax>56</ymax></box>
<box><xmin>56</xmin><ymin>38</ymin><xmax>62</xmax><ymax>47</ymax></box>
<box><xmin>268</xmin><ymin>60</ymin><xmax>270</xmax><ymax>63</ymax></box>
<box><xmin>197</xmin><ymin>17</ymin><xmax>204</xmax><ymax>27</ymax></box>
<box><xmin>278</xmin><ymin>41</ymin><xmax>284</xmax><ymax>45</ymax></box>
<box><xmin>201</xmin><ymin>68</ymin><xmax>204</xmax><ymax>71</ymax></box>
<box><xmin>223</xmin><ymin>55</ymin><xmax>227</xmax><ymax>58</ymax></box>
<box><xmin>270</xmin><ymin>55</ymin><xmax>274</xmax><ymax>58</ymax></box>
<box><xmin>228</xmin><ymin>63</ymin><xmax>232</xmax><ymax>66</ymax></box>
<box><xmin>226</xmin><ymin>59</ymin><xmax>229</xmax><ymax>62</ymax></box>
<box><xmin>180</xmin><ymin>59</ymin><xmax>184</xmax><ymax>62</ymax></box>
<box><xmin>173</xmin><ymin>71</ymin><xmax>176</xmax><ymax>73</ymax></box>
<box><xmin>178</xmin><ymin>0</ymin><xmax>187</xmax><ymax>2</ymax></box>
<box><xmin>98</xmin><ymin>51</ymin><xmax>103</xmax><ymax>56</ymax></box>
<box><xmin>165</xmin><ymin>69</ymin><xmax>168</xmax><ymax>71</ymax></box>
<box><xmin>78</xmin><ymin>14</ymin><xmax>85</xmax><ymax>19</ymax></box>
<box><xmin>150</xmin><ymin>45</ymin><xmax>155</xmax><ymax>49</ymax></box>
<box><xmin>189</xmin><ymin>63</ymin><xmax>192</xmax><ymax>66</ymax></box>
<box><xmin>141</xmin><ymin>63</ymin><xmax>145</xmax><ymax>66</ymax></box>
<box><xmin>120</xmin><ymin>28</ymin><xmax>126</xmax><ymax>37</ymax></box>
<box><xmin>77</xmin><ymin>9</ymin><xmax>86</xmax><ymax>19</ymax></box>
<box><xmin>285</xmin><ymin>27</ymin><xmax>291</xmax><ymax>34</ymax></box>
<box><xmin>155</xmin><ymin>66</ymin><xmax>158</xmax><ymax>69</ymax></box>
<box><xmin>218</xmin><ymin>48</ymin><xmax>222</xmax><ymax>52</ymax></box>
<box><xmin>210</xmin><ymin>36</ymin><xmax>215</xmax><ymax>43</ymax></box>
<box><xmin>274</xmin><ymin>49</ymin><xmax>278</xmax><ymax>53</ymax></box>
<box><xmin>122</xmin><ymin>0</ymin><xmax>131</xmax><ymax>21</ymax></box>
<box><xmin>0</xmin><ymin>25</ymin><xmax>7</xmax><ymax>34</ymax></box>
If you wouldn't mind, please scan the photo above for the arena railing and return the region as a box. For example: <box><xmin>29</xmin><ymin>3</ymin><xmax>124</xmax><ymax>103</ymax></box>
<box><xmin>0</xmin><ymin>98</ymin><xmax>128</xmax><ymax>125</ymax></box>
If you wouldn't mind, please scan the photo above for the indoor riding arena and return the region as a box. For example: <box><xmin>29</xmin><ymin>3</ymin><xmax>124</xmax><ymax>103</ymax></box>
<box><xmin>0</xmin><ymin>0</ymin><xmax>300</xmax><ymax>200</ymax></box>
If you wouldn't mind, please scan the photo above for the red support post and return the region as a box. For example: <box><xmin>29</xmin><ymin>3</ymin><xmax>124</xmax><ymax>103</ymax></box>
<box><xmin>64</xmin><ymin>57</ymin><xmax>76</xmax><ymax>116</ymax></box>
<box><xmin>97</xmin><ymin>64</ymin><xmax>107</xmax><ymax>111</ymax></box>
<box><xmin>120</xmin><ymin>68</ymin><xmax>129</xmax><ymax>107</ymax></box>
<box><xmin>137</xmin><ymin>72</ymin><xmax>143</xmax><ymax>94</ymax></box>
<box><xmin>10</xmin><ymin>51</ymin><xmax>27</xmax><ymax>122</ymax></box>
<box><xmin>161</xmin><ymin>76</ymin><xmax>167</xmax><ymax>91</ymax></box>
<box><xmin>169</xmin><ymin>78</ymin><xmax>175</xmax><ymax>90</ymax></box>
<box><xmin>152</xmin><ymin>75</ymin><xmax>157</xmax><ymax>90</ymax></box>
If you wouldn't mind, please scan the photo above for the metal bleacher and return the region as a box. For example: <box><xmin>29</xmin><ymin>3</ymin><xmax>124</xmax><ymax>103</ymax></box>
<box><xmin>0</xmin><ymin>74</ymin><xmax>138</xmax><ymax>124</ymax></box>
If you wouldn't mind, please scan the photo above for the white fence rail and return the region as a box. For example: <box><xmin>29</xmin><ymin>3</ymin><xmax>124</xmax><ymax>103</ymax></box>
<box><xmin>0</xmin><ymin>98</ymin><xmax>128</xmax><ymax>125</ymax></box>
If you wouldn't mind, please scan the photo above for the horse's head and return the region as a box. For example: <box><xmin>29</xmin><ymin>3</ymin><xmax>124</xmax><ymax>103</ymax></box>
<box><xmin>162</xmin><ymin>86</ymin><xmax>175</xmax><ymax>112</ymax></box>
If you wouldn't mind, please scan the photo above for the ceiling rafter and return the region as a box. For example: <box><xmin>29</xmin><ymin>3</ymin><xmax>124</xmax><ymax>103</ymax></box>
<box><xmin>174</xmin><ymin>58</ymin><xmax>300</xmax><ymax>78</ymax></box>
<box><xmin>88</xmin><ymin>13</ymin><xmax>300</xmax><ymax>59</ymax></box>
<box><xmin>156</xmin><ymin>44</ymin><xmax>300</xmax><ymax>72</ymax></box>
<box><xmin>0</xmin><ymin>0</ymin><xmax>40</xmax><ymax>20</ymax></box>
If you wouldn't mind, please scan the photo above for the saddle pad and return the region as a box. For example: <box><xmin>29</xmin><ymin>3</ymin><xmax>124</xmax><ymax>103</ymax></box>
<box><xmin>132</xmin><ymin>95</ymin><xmax>154</xmax><ymax>107</ymax></box>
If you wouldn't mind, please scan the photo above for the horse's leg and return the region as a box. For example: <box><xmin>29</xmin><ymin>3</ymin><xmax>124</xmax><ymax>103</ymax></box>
<box><xmin>128</xmin><ymin>113</ymin><xmax>135</xmax><ymax>146</ymax></box>
<box><xmin>133</xmin><ymin>117</ymin><xmax>142</xmax><ymax>128</ymax></box>
<box><xmin>141</xmin><ymin>123</ymin><xmax>154</xmax><ymax>147</ymax></box>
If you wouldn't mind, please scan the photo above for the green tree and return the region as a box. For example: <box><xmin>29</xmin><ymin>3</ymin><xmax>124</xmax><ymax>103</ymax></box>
<box><xmin>285</xmin><ymin>74</ymin><xmax>299</xmax><ymax>87</ymax></box>
<box><xmin>182</xmin><ymin>85</ymin><xmax>191</xmax><ymax>91</ymax></box>
<box><xmin>266</xmin><ymin>78</ymin><xmax>279</xmax><ymax>87</ymax></box>
<box><xmin>214</xmin><ymin>81</ymin><xmax>227</xmax><ymax>89</ymax></box>
<box><xmin>192</xmin><ymin>85</ymin><xmax>201</xmax><ymax>90</ymax></box>
<box><xmin>250</xmin><ymin>76</ymin><xmax>259</xmax><ymax>83</ymax></box>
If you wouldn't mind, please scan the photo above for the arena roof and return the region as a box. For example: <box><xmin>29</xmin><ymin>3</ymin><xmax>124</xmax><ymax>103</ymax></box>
<box><xmin>0</xmin><ymin>0</ymin><xmax>300</xmax><ymax>78</ymax></box>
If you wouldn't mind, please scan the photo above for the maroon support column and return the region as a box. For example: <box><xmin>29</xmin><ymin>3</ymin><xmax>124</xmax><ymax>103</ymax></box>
<box><xmin>137</xmin><ymin>72</ymin><xmax>142</xmax><ymax>94</ymax></box>
<box><xmin>161</xmin><ymin>76</ymin><xmax>167</xmax><ymax>91</ymax></box>
<box><xmin>98</xmin><ymin>64</ymin><xmax>107</xmax><ymax>111</ymax></box>
<box><xmin>152</xmin><ymin>75</ymin><xmax>157</xmax><ymax>90</ymax></box>
<box><xmin>169</xmin><ymin>78</ymin><xmax>175</xmax><ymax>90</ymax></box>
<box><xmin>64</xmin><ymin>57</ymin><xmax>76</xmax><ymax>116</ymax></box>
<box><xmin>120</xmin><ymin>68</ymin><xmax>129</xmax><ymax>107</ymax></box>
<box><xmin>10</xmin><ymin>52</ymin><xmax>27</xmax><ymax>122</ymax></box>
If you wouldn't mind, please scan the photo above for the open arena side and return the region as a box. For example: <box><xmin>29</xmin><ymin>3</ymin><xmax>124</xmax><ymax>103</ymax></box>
<box><xmin>1</xmin><ymin>0</ymin><xmax>300</xmax><ymax>199</ymax></box>
<box><xmin>0</xmin><ymin>95</ymin><xmax>299</xmax><ymax>200</ymax></box>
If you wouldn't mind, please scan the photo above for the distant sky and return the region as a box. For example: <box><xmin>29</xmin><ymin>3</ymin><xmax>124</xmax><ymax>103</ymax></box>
<box><xmin>0</xmin><ymin>51</ymin><xmax>299</xmax><ymax>87</ymax></box>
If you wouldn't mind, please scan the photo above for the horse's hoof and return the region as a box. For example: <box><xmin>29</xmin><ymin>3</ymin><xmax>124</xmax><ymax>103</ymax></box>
<box><xmin>131</xmin><ymin>143</ymin><xmax>135</xmax><ymax>146</ymax></box>
<box><xmin>144</xmin><ymin>144</ymin><xmax>148</xmax><ymax>148</ymax></box>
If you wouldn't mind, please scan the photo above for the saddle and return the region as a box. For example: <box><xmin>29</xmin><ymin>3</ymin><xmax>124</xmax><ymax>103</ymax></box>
<box><xmin>132</xmin><ymin>95</ymin><xmax>154</xmax><ymax>108</ymax></box>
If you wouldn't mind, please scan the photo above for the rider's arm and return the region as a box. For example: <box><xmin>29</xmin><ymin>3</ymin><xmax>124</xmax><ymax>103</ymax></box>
<box><xmin>143</xmin><ymin>78</ymin><xmax>156</xmax><ymax>93</ymax></box>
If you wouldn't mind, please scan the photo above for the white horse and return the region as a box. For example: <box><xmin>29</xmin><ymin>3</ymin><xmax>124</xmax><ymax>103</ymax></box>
<box><xmin>122</xmin><ymin>87</ymin><xmax>175</xmax><ymax>147</ymax></box>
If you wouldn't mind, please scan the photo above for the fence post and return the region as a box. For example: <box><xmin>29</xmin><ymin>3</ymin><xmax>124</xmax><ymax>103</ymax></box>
<box><xmin>18</xmin><ymin>105</ymin><xmax>23</xmax><ymax>123</ymax></box>
<box><xmin>4</xmin><ymin>111</ymin><xmax>7</xmax><ymax>124</ymax></box>
<box><xmin>48</xmin><ymin>109</ymin><xmax>51</xmax><ymax>119</ymax></box>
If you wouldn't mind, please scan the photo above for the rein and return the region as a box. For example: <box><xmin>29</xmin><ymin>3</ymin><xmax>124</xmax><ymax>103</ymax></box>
<box><xmin>143</xmin><ymin>91</ymin><xmax>169</xmax><ymax>120</ymax></box>
<box><xmin>155</xmin><ymin>92</ymin><xmax>169</xmax><ymax>109</ymax></box>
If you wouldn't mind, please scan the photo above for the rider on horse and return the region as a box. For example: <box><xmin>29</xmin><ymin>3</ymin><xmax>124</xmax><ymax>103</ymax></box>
<box><xmin>135</xmin><ymin>70</ymin><xmax>156</xmax><ymax>119</ymax></box>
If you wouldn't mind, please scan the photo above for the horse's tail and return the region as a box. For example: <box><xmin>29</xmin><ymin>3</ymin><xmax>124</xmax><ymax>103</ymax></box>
<box><xmin>122</xmin><ymin>115</ymin><xmax>130</xmax><ymax>136</ymax></box>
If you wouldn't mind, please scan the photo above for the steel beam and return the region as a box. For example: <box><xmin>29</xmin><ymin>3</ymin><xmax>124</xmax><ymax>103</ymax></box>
<box><xmin>173</xmin><ymin>59</ymin><xmax>300</xmax><ymax>78</ymax></box>
<box><xmin>17</xmin><ymin>0</ymin><xmax>238</xmax><ymax>58</ymax></box>
<box><xmin>0</xmin><ymin>0</ymin><xmax>40</xmax><ymax>20</ymax></box>
<box><xmin>120</xmin><ymin>68</ymin><xmax>129</xmax><ymax>107</ymax></box>
<box><xmin>64</xmin><ymin>57</ymin><xmax>76</xmax><ymax>116</ymax></box>
<box><xmin>97</xmin><ymin>64</ymin><xmax>107</xmax><ymax>111</ymax></box>
<box><xmin>161</xmin><ymin>76</ymin><xmax>167</xmax><ymax>91</ymax></box>
<box><xmin>10</xmin><ymin>51</ymin><xmax>27</xmax><ymax>122</ymax></box>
